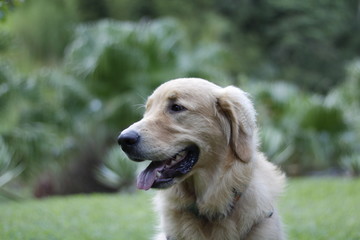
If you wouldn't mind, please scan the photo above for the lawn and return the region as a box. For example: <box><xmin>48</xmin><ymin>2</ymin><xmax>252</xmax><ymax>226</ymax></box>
<box><xmin>281</xmin><ymin>178</ymin><xmax>360</xmax><ymax>240</ymax></box>
<box><xmin>1</xmin><ymin>178</ymin><xmax>359</xmax><ymax>240</ymax></box>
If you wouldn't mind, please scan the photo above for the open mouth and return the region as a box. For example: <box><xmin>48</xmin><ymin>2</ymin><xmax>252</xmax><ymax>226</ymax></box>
<box><xmin>137</xmin><ymin>145</ymin><xmax>200</xmax><ymax>190</ymax></box>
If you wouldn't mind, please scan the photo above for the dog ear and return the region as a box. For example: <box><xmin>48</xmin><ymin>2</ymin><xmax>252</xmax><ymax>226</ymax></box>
<box><xmin>216</xmin><ymin>86</ymin><xmax>257</xmax><ymax>163</ymax></box>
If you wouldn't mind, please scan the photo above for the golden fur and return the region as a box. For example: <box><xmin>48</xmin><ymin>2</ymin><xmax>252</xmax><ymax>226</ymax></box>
<box><xmin>120</xmin><ymin>78</ymin><xmax>286</xmax><ymax>240</ymax></box>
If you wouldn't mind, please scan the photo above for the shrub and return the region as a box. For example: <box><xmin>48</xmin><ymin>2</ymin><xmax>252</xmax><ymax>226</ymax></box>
<box><xmin>0</xmin><ymin>62</ymin><xmax>92</xmax><ymax>176</ymax></box>
<box><xmin>96</xmin><ymin>146</ymin><xmax>138</xmax><ymax>191</ymax></box>
<box><xmin>9</xmin><ymin>0</ymin><xmax>78</xmax><ymax>61</ymax></box>
<box><xmin>65</xmin><ymin>18</ymin><xmax>230</xmax><ymax>130</ymax></box>
<box><xmin>0</xmin><ymin>137</ymin><xmax>24</xmax><ymax>201</ymax></box>
<box><xmin>1</xmin><ymin>18</ymin><xmax>233</xmax><ymax>192</ymax></box>
<box><xmin>341</xmin><ymin>155</ymin><xmax>360</xmax><ymax>177</ymax></box>
<box><xmin>249</xmin><ymin>81</ymin><xmax>349</xmax><ymax>174</ymax></box>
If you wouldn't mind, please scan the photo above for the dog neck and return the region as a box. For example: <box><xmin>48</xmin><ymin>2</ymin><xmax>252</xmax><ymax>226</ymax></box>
<box><xmin>185</xmin><ymin>188</ymin><xmax>242</xmax><ymax>221</ymax></box>
<box><xmin>174</xmin><ymin>163</ymin><xmax>251</xmax><ymax>220</ymax></box>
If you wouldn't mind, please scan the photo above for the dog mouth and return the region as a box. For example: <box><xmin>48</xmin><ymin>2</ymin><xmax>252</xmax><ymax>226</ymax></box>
<box><xmin>136</xmin><ymin>145</ymin><xmax>199</xmax><ymax>190</ymax></box>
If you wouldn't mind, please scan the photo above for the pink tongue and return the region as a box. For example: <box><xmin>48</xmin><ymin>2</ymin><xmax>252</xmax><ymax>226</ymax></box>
<box><xmin>137</xmin><ymin>161</ymin><xmax>165</xmax><ymax>190</ymax></box>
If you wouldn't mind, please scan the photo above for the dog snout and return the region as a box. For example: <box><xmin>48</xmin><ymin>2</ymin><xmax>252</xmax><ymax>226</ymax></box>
<box><xmin>117</xmin><ymin>130</ymin><xmax>140</xmax><ymax>151</ymax></box>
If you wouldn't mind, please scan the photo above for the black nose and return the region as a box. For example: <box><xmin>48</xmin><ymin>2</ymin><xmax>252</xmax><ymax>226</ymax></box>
<box><xmin>117</xmin><ymin>130</ymin><xmax>140</xmax><ymax>148</ymax></box>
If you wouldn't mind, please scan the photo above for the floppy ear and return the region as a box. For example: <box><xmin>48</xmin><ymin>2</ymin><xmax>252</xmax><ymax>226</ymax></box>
<box><xmin>216</xmin><ymin>86</ymin><xmax>257</xmax><ymax>163</ymax></box>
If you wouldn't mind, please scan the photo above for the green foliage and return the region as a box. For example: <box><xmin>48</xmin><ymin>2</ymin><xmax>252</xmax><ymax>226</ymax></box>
<box><xmin>9</xmin><ymin>0</ymin><xmax>78</xmax><ymax>61</ymax></box>
<box><xmin>325</xmin><ymin>60</ymin><xmax>360</xmax><ymax>175</ymax></box>
<box><xmin>0</xmin><ymin>62</ymin><xmax>92</xmax><ymax>176</ymax></box>
<box><xmin>0</xmin><ymin>137</ymin><xmax>24</xmax><ymax>200</ymax></box>
<box><xmin>65</xmin><ymin>18</ymin><xmax>184</xmax><ymax>97</ymax></box>
<box><xmin>341</xmin><ymin>155</ymin><xmax>360</xmax><ymax>177</ymax></box>
<box><xmin>260</xmin><ymin>126</ymin><xmax>294</xmax><ymax>165</ymax></box>
<box><xmin>6</xmin><ymin>0</ymin><xmax>359</xmax><ymax>91</ymax></box>
<box><xmin>301</xmin><ymin>104</ymin><xmax>346</xmax><ymax>133</ymax></box>
<box><xmin>0</xmin><ymin>29</ymin><xmax>12</xmax><ymax>51</ymax></box>
<box><xmin>104</xmin><ymin>0</ymin><xmax>154</xmax><ymax>21</ymax></box>
<box><xmin>75</xmin><ymin>0</ymin><xmax>108</xmax><ymax>21</ymax></box>
<box><xmin>1</xmin><ymin>179</ymin><xmax>359</xmax><ymax>239</ymax></box>
<box><xmin>251</xmin><ymin>80</ymin><xmax>352</xmax><ymax>174</ymax></box>
<box><xmin>98</xmin><ymin>0</ymin><xmax>360</xmax><ymax>92</ymax></box>
<box><xmin>214</xmin><ymin>0</ymin><xmax>360</xmax><ymax>92</ymax></box>
<box><xmin>0</xmin><ymin>0</ymin><xmax>22</xmax><ymax>21</ymax></box>
<box><xmin>65</xmin><ymin>18</ymin><xmax>230</xmax><ymax>130</ymax></box>
<box><xmin>66</xmin><ymin>18</ymin><xmax>229</xmax><ymax>95</ymax></box>
<box><xmin>0</xmin><ymin>18</ymin><xmax>232</xmax><ymax>190</ymax></box>
<box><xmin>96</xmin><ymin>146</ymin><xmax>138</xmax><ymax>190</ymax></box>
<box><xmin>1</xmin><ymin>0</ymin><xmax>360</xmax><ymax>197</ymax></box>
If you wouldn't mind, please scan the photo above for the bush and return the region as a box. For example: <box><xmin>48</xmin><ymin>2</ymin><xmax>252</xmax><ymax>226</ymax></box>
<box><xmin>1</xmin><ymin>18</ymin><xmax>233</xmax><ymax>192</ymax></box>
<box><xmin>96</xmin><ymin>146</ymin><xmax>138</xmax><ymax>191</ymax></box>
<box><xmin>0</xmin><ymin>30</ymin><xmax>12</xmax><ymax>52</ymax></box>
<box><xmin>0</xmin><ymin>62</ymin><xmax>92</xmax><ymax>176</ymax></box>
<box><xmin>0</xmin><ymin>137</ymin><xmax>24</xmax><ymax>201</ymax></box>
<box><xmin>65</xmin><ymin>18</ymin><xmax>230</xmax><ymax>130</ymax></box>
<box><xmin>248</xmin><ymin>81</ymin><xmax>350</xmax><ymax>174</ymax></box>
<box><xmin>341</xmin><ymin>155</ymin><xmax>360</xmax><ymax>177</ymax></box>
<box><xmin>326</xmin><ymin>60</ymin><xmax>360</xmax><ymax>176</ymax></box>
<box><xmin>9</xmin><ymin>0</ymin><xmax>78</xmax><ymax>61</ymax></box>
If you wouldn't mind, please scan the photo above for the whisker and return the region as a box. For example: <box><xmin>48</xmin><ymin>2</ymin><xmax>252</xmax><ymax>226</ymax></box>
<box><xmin>134</xmin><ymin>103</ymin><xmax>146</xmax><ymax>111</ymax></box>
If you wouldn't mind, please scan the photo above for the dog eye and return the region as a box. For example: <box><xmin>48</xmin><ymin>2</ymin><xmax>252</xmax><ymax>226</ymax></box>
<box><xmin>170</xmin><ymin>104</ymin><xmax>186</xmax><ymax>112</ymax></box>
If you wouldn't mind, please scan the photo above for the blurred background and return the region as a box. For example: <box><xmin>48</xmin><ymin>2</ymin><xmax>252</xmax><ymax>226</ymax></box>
<box><xmin>0</xmin><ymin>0</ymin><xmax>360</xmax><ymax>201</ymax></box>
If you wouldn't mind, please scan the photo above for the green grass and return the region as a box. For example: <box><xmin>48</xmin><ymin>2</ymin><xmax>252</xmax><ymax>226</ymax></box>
<box><xmin>0</xmin><ymin>191</ymin><xmax>156</xmax><ymax>240</ymax></box>
<box><xmin>1</xmin><ymin>178</ymin><xmax>359</xmax><ymax>240</ymax></box>
<box><xmin>281</xmin><ymin>178</ymin><xmax>360</xmax><ymax>240</ymax></box>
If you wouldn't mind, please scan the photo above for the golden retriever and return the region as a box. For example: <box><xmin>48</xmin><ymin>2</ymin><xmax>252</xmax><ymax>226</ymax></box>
<box><xmin>118</xmin><ymin>78</ymin><xmax>286</xmax><ymax>240</ymax></box>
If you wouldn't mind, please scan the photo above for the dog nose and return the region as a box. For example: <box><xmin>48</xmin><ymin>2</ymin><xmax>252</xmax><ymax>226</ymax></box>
<box><xmin>117</xmin><ymin>130</ymin><xmax>140</xmax><ymax>147</ymax></box>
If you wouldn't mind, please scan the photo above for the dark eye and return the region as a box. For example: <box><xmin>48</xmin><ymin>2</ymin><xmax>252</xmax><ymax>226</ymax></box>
<box><xmin>170</xmin><ymin>104</ymin><xmax>186</xmax><ymax>112</ymax></box>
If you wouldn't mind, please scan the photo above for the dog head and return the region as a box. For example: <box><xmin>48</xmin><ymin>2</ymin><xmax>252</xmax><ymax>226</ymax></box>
<box><xmin>118</xmin><ymin>78</ymin><xmax>257</xmax><ymax>190</ymax></box>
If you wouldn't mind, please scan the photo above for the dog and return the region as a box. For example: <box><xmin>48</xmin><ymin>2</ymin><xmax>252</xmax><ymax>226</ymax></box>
<box><xmin>118</xmin><ymin>78</ymin><xmax>286</xmax><ymax>240</ymax></box>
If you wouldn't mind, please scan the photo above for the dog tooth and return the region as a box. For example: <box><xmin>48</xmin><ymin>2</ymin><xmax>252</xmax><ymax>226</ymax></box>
<box><xmin>156</xmin><ymin>171</ymin><xmax>161</xmax><ymax>178</ymax></box>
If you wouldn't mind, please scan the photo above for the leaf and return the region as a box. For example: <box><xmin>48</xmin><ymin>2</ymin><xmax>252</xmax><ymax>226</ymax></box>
<box><xmin>0</xmin><ymin>165</ymin><xmax>24</xmax><ymax>188</ymax></box>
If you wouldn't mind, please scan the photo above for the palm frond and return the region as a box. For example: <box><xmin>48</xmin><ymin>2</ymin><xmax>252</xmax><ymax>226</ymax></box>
<box><xmin>95</xmin><ymin>146</ymin><xmax>138</xmax><ymax>190</ymax></box>
<box><xmin>0</xmin><ymin>137</ymin><xmax>24</xmax><ymax>189</ymax></box>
